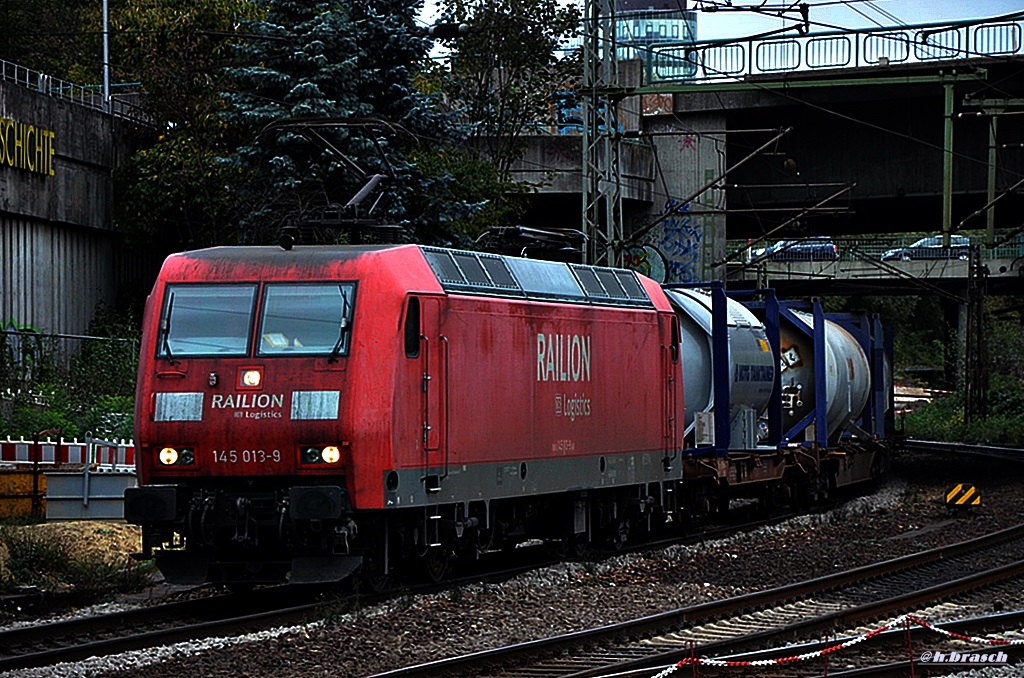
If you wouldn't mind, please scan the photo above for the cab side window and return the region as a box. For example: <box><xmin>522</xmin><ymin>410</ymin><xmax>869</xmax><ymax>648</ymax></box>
<box><xmin>404</xmin><ymin>297</ymin><xmax>420</xmax><ymax>358</ymax></box>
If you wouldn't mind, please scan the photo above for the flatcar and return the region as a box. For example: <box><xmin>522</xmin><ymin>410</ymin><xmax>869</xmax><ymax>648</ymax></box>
<box><xmin>125</xmin><ymin>245</ymin><xmax>891</xmax><ymax>587</ymax></box>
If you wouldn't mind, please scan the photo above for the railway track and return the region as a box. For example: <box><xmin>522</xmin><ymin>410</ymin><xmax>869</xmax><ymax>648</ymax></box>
<box><xmin>901</xmin><ymin>438</ymin><xmax>1024</xmax><ymax>464</ymax></box>
<box><xmin>727</xmin><ymin>608</ymin><xmax>1024</xmax><ymax>678</ymax></box>
<box><xmin>589</xmin><ymin>609</ymin><xmax>1024</xmax><ymax>678</ymax></box>
<box><xmin>0</xmin><ymin>509</ymin><xmax>802</xmax><ymax>673</ymax></box>
<box><xmin>371</xmin><ymin>522</ymin><xmax>1024</xmax><ymax>677</ymax></box>
<box><xmin>0</xmin><ymin>585</ymin><xmax>327</xmax><ymax>672</ymax></box>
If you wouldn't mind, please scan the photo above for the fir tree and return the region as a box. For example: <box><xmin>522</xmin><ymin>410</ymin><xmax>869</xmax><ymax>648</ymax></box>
<box><xmin>225</xmin><ymin>0</ymin><xmax>467</xmax><ymax>244</ymax></box>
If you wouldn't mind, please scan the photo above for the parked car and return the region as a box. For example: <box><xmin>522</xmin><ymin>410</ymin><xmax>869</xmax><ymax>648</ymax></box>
<box><xmin>880</xmin><ymin>235</ymin><xmax>971</xmax><ymax>261</ymax></box>
<box><xmin>751</xmin><ymin>237</ymin><xmax>839</xmax><ymax>262</ymax></box>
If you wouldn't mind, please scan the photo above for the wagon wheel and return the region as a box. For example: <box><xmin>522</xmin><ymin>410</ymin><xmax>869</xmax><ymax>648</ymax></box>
<box><xmin>557</xmin><ymin>533</ymin><xmax>591</xmax><ymax>560</ymax></box>
<box><xmin>420</xmin><ymin>546</ymin><xmax>450</xmax><ymax>583</ymax></box>
<box><xmin>609</xmin><ymin>518</ymin><xmax>630</xmax><ymax>550</ymax></box>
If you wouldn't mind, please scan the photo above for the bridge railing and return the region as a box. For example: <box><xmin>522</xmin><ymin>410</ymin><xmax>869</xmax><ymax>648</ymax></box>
<box><xmin>646</xmin><ymin>13</ymin><xmax>1024</xmax><ymax>83</ymax></box>
<box><xmin>0</xmin><ymin>58</ymin><xmax>150</xmax><ymax>124</ymax></box>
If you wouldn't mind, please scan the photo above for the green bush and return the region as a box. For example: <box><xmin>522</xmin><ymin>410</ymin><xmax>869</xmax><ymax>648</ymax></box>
<box><xmin>903</xmin><ymin>393</ymin><xmax>962</xmax><ymax>441</ymax></box>
<box><xmin>903</xmin><ymin>392</ymin><xmax>1024</xmax><ymax>446</ymax></box>
<box><xmin>0</xmin><ymin>525</ymin><xmax>70</xmax><ymax>590</ymax></box>
<box><xmin>0</xmin><ymin>306</ymin><xmax>137</xmax><ymax>441</ymax></box>
<box><xmin>5</xmin><ymin>401</ymin><xmax>82</xmax><ymax>440</ymax></box>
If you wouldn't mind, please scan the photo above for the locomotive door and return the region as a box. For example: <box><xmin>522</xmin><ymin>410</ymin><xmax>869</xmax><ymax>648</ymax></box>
<box><xmin>419</xmin><ymin>297</ymin><xmax>448</xmax><ymax>491</ymax></box>
<box><xmin>662</xmin><ymin>313</ymin><xmax>680</xmax><ymax>463</ymax></box>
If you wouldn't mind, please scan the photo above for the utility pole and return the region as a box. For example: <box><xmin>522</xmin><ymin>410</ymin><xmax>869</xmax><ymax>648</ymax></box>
<box><xmin>581</xmin><ymin>0</ymin><xmax>623</xmax><ymax>267</ymax></box>
<box><xmin>964</xmin><ymin>245</ymin><xmax>989</xmax><ymax>422</ymax></box>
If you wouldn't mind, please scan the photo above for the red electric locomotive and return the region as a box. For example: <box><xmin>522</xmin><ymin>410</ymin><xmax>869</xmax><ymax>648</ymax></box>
<box><xmin>125</xmin><ymin>245</ymin><xmax>686</xmax><ymax>586</ymax></box>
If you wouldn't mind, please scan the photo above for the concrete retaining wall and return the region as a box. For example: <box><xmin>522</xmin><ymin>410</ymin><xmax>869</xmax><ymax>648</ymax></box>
<box><xmin>1</xmin><ymin>76</ymin><xmax>137</xmax><ymax>334</ymax></box>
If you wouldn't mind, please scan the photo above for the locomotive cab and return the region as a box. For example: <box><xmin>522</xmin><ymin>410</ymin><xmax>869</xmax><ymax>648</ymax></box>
<box><xmin>125</xmin><ymin>246</ymin><xmax>411</xmax><ymax>586</ymax></box>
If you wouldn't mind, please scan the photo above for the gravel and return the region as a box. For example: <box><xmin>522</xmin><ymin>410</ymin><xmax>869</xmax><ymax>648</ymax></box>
<box><xmin>6</xmin><ymin>451</ymin><xmax>1024</xmax><ymax>678</ymax></box>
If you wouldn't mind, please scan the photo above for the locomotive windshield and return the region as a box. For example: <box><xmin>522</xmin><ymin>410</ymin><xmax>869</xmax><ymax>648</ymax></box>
<box><xmin>155</xmin><ymin>282</ymin><xmax>354</xmax><ymax>359</ymax></box>
<box><xmin>157</xmin><ymin>284</ymin><xmax>257</xmax><ymax>358</ymax></box>
<box><xmin>258</xmin><ymin>283</ymin><xmax>355</xmax><ymax>357</ymax></box>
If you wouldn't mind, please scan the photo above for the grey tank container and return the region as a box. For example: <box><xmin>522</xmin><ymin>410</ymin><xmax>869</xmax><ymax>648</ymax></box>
<box><xmin>664</xmin><ymin>289</ymin><xmax>775</xmax><ymax>449</ymax></box>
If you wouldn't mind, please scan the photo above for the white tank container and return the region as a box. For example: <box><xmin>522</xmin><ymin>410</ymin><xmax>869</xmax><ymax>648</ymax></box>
<box><xmin>780</xmin><ymin>311</ymin><xmax>871</xmax><ymax>439</ymax></box>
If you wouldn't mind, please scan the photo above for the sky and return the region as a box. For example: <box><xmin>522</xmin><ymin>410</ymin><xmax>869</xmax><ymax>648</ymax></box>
<box><xmin>691</xmin><ymin>0</ymin><xmax>1024</xmax><ymax>41</ymax></box>
<box><xmin>418</xmin><ymin>1</ymin><xmax>1024</xmax><ymax>42</ymax></box>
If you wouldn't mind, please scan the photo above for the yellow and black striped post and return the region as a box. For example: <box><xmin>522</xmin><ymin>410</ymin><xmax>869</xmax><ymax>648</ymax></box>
<box><xmin>946</xmin><ymin>483</ymin><xmax>981</xmax><ymax>508</ymax></box>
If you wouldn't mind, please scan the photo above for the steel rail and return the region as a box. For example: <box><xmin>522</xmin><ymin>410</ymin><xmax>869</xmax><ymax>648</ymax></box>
<box><xmin>708</xmin><ymin>609</ymin><xmax>1024</xmax><ymax>678</ymax></box>
<box><xmin>0</xmin><ymin>585</ymin><xmax>317</xmax><ymax>672</ymax></box>
<box><xmin>561</xmin><ymin>559</ymin><xmax>1024</xmax><ymax>677</ymax></box>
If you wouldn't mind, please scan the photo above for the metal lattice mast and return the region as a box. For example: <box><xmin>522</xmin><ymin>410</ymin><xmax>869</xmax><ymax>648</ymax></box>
<box><xmin>581</xmin><ymin>0</ymin><xmax>623</xmax><ymax>267</ymax></box>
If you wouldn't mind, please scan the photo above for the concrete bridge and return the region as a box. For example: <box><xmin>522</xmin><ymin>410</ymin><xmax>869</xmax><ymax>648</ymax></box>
<box><xmin>513</xmin><ymin>12</ymin><xmax>1024</xmax><ymax>289</ymax></box>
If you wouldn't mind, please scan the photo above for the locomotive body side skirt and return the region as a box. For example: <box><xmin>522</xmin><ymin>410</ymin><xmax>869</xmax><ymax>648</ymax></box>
<box><xmin>384</xmin><ymin>448</ymin><xmax>679</xmax><ymax>508</ymax></box>
<box><xmin>384</xmin><ymin>444</ymin><xmax>882</xmax><ymax>508</ymax></box>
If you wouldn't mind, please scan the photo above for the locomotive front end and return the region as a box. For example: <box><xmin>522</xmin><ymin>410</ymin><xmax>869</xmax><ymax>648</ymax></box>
<box><xmin>125</xmin><ymin>249</ymin><xmax>371</xmax><ymax>587</ymax></box>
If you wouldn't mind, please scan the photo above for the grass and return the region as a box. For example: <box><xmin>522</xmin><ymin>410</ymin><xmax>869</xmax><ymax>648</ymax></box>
<box><xmin>0</xmin><ymin>524</ymin><xmax>153</xmax><ymax>598</ymax></box>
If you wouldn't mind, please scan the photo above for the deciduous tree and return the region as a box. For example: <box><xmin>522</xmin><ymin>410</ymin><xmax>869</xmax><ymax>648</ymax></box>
<box><xmin>437</xmin><ymin>0</ymin><xmax>581</xmax><ymax>179</ymax></box>
<box><xmin>112</xmin><ymin>0</ymin><xmax>262</xmax><ymax>251</ymax></box>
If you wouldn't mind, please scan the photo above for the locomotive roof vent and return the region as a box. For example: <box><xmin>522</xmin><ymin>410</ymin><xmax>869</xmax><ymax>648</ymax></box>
<box><xmin>422</xmin><ymin>246</ymin><xmax>653</xmax><ymax>308</ymax></box>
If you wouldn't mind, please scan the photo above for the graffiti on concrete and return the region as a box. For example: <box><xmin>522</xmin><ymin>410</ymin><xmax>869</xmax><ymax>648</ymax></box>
<box><xmin>679</xmin><ymin>134</ymin><xmax>698</xmax><ymax>153</ymax></box>
<box><xmin>2</xmin><ymin>319</ymin><xmax>39</xmax><ymax>333</ymax></box>
<box><xmin>650</xmin><ymin>198</ymin><xmax>703</xmax><ymax>283</ymax></box>
<box><xmin>623</xmin><ymin>245</ymin><xmax>667</xmax><ymax>283</ymax></box>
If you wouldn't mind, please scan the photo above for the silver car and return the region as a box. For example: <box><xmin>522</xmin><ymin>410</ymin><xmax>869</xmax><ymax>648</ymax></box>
<box><xmin>880</xmin><ymin>235</ymin><xmax>971</xmax><ymax>261</ymax></box>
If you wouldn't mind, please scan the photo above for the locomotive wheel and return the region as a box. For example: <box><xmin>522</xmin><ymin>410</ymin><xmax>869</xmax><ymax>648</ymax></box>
<box><xmin>359</xmin><ymin>557</ymin><xmax>391</xmax><ymax>593</ymax></box>
<box><xmin>419</xmin><ymin>546</ymin><xmax>450</xmax><ymax>583</ymax></box>
<box><xmin>358</xmin><ymin>531</ymin><xmax>392</xmax><ymax>593</ymax></box>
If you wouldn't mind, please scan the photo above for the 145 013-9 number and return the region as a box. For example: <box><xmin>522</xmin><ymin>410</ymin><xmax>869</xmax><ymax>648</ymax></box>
<box><xmin>213</xmin><ymin>449</ymin><xmax>282</xmax><ymax>463</ymax></box>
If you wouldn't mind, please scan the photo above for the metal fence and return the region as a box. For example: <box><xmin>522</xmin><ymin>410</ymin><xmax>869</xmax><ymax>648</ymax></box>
<box><xmin>0</xmin><ymin>58</ymin><xmax>150</xmax><ymax>124</ymax></box>
<box><xmin>0</xmin><ymin>330</ymin><xmax>136</xmax><ymax>388</ymax></box>
<box><xmin>45</xmin><ymin>433</ymin><xmax>136</xmax><ymax>521</ymax></box>
<box><xmin>647</xmin><ymin>13</ymin><xmax>1024</xmax><ymax>83</ymax></box>
<box><xmin>0</xmin><ymin>433</ymin><xmax>135</xmax><ymax>520</ymax></box>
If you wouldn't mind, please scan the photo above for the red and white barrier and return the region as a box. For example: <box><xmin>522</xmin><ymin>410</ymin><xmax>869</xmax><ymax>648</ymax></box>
<box><xmin>651</xmin><ymin>613</ymin><xmax>1024</xmax><ymax>676</ymax></box>
<box><xmin>0</xmin><ymin>437</ymin><xmax>135</xmax><ymax>468</ymax></box>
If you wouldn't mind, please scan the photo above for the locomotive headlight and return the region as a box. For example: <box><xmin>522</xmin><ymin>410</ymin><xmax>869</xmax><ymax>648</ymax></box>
<box><xmin>241</xmin><ymin>369</ymin><xmax>262</xmax><ymax>387</ymax></box>
<box><xmin>301</xmin><ymin>445</ymin><xmax>343</xmax><ymax>465</ymax></box>
<box><xmin>159</xmin><ymin>447</ymin><xmax>179</xmax><ymax>465</ymax></box>
<box><xmin>157</xmin><ymin>447</ymin><xmax>195</xmax><ymax>466</ymax></box>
